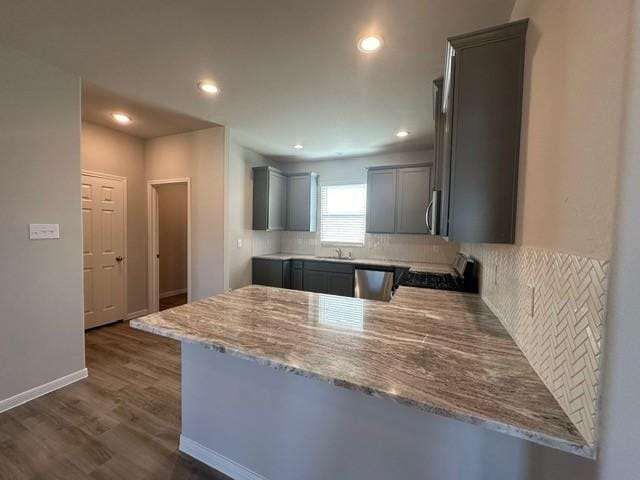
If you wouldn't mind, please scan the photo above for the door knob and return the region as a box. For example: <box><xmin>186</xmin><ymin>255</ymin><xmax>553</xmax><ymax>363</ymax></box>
<box><xmin>115</xmin><ymin>256</ymin><xmax>124</xmax><ymax>262</ymax></box>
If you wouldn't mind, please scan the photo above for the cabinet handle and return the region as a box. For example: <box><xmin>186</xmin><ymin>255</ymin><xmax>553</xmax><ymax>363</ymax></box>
<box><xmin>426</xmin><ymin>200</ymin><xmax>434</xmax><ymax>233</ymax></box>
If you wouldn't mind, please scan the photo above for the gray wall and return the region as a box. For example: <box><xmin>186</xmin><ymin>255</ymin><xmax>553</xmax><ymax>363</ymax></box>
<box><xmin>598</xmin><ymin>0</ymin><xmax>640</xmax><ymax>477</ymax></box>
<box><xmin>145</xmin><ymin>127</ymin><xmax>227</xmax><ymax>301</ymax></box>
<box><xmin>81</xmin><ymin>121</ymin><xmax>148</xmax><ymax>315</ymax></box>
<box><xmin>226</xmin><ymin>140</ymin><xmax>282</xmax><ymax>289</ymax></box>
<box><xmin>509</xmin><ymin>0</ymin><xmax>631</xmax><ymax>260</ymax></box>
<box><xmin>280</xmin><ymin>149</ymin><xmax>432</xmax><ymax>185</ymax></box>
<box><xmin>182</xmin><ymin>343</ymin><xmax>597</xmax><ymax>480</ymax></box>
<box><xmin>0</xmin><ymin>44</ymin><xmax>85</xmax><ymax>401</ymax></box>
<box><xmin>157</xmin><ymin>183</ymin><xmax>188</xmax><ymax>295</ymax></box>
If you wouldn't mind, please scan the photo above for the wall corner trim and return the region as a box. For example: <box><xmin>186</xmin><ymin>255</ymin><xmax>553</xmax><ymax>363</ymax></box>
<box><xmin>179</xmin><ymin>435</ymin><xmax>267</xmax><ymax>480</ymax></box>
<box><xmin>0</xmin><ymin>368</ymin><xmax>88</xmax><ymax>413</ymax></box>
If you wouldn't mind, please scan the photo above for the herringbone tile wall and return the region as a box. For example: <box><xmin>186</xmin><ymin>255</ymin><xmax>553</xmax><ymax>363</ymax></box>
<box><xmin>461</xmin><ymin>243</ymin><xmax>609</xmax><ymax>446</ymax></box>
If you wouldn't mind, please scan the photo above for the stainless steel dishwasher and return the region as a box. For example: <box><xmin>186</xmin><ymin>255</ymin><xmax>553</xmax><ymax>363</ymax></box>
<box><xmin>354</xmin><ymin>269</ymin><xmax>394</xmax><ymax>301</ymax></box>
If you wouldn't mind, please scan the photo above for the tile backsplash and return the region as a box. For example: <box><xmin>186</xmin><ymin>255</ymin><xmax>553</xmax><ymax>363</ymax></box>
<box><xmin>461</xmin><ymin>243</ymin><xmax>608</xmax><ymax>447</ymax></box>
<box><xmin>281</xmin><ymin>231</ymin><xmax>459</xmax><ymax>264</ymax></box>
<box><xmin>252</xmin><ymin>231</ymin><xmax>282</xmax><ymax>256</ymax></box>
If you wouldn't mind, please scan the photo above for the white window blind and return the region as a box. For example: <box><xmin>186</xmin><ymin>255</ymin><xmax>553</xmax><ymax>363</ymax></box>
<box><xmin>320</xmin><ymin>184</ymin><xmax>366</xmax><ymax>245</ymax></box>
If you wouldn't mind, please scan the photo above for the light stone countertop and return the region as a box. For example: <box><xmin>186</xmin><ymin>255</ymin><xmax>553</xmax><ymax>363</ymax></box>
<box><xmin>131</xmin><ymin>285</ymin><xmax>591</xmax><ymax>458</ymax></box>
<box><xmin>253</xmin><ymin>253</ymin><xmax>453</xmax><ymax>273</ymax></box>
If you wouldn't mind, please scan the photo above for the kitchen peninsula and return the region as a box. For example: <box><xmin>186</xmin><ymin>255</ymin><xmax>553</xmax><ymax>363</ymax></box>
<box><xmin>132</xmin><ymin>285</ymin><xmax>591</xmax><ymax>479</ymax></box>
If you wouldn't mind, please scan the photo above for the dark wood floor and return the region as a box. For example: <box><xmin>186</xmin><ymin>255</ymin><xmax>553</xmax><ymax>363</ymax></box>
<box><xmin>0</xmin><ymin>322</ymin><xmax>230</xmax><ymax>480</ymax></box>
<box><xmin>159</xmin><ymin>293</ymin><xmax>188</xmax><ymax>312</ymax></box>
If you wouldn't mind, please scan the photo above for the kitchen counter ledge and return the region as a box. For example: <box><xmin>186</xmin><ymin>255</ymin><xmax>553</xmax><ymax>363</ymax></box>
<box><xmin>131</xmin><ymin>285</ymin><xmax>592</xmax><ymax>458</ymax></box>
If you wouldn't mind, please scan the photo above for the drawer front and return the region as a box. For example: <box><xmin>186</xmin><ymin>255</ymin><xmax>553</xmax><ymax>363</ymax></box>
<box><xmin>291</xmin><ymin>259</ymin><xmax>304</xmax><ymax>270</ymax></box>
<box><xmin>303</xmin><ymin>261</ymin><xmax>354</xmax><ymax>274</ymax></box>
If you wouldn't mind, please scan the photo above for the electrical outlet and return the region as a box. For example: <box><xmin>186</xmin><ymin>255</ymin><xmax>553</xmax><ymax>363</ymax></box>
<box><xmin>236</xmin><ymin>238</ymin><xmax>243</xmax><ymax>249</ymax></box>
<box><xmin>527</xmin><ymin>284</ymin><xmax>536</xmax><ymax>317</ymax></box>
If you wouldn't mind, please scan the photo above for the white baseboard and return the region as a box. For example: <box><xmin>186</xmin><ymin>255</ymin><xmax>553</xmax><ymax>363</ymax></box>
<box><xmin>126</xmin><ymin>309</ymin><xmax>149</xmax><ymax>320</ymax></box>
<box><xmin>0</xmin><ymin>368</ymin><xmax>88</xmax><ymax>414</ymax></box>
<box><xmin>159</xmin><ymin>288</ymin><xmax>187</xmax><ymax>299</ymax></box>
<box><xmin>179</xmin><ymin>435</ymin><xmax>267</xmax><ymax>480</ymax></box>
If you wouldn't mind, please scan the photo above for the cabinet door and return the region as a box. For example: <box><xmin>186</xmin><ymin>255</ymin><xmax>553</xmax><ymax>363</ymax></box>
<box><xmin>292</xmin><ymin>268</ymin><xmax>303</xmax><ymax>290</ymax></box>
<box><xmin>327</xmin><ymin>273</ymin><xmax>354</xmax><ymax>297</ymax></box>
<box><xmin>446</xmin><ymin>20</ymin><xmax>526</xmax><ymax>243</ymax></box>
<box><xmin>252</xmin><ymin>258</ymin><xmax>284</xmax><ymax>287</ymax></box>
<box><xmin>396</xmin><ymin>166</ymin><xmax>432</xmax><ymax>234</ymax></box>
<box><xmin>303</xmin><ymin>270</ymin><xmax>328</xmax><ymax>294</ymax></box>
<box><xmin>366</xmin><ymin>168</ymin><xmax>397</xmax><ymax>233</ymax></box>
<box><xmin>268</xmin><ymin>170</ymin><xmax>287</xmax><ymax>230</ymax></box>
<box><xmin>252</xmin><ymin>167</ymin><xmax>269</xmax><ymax>230</ymax></box>
<box><xmin>282</xmin><ymin>261</ymin><xmax>291</xmax><ymax>289</ymax></box>
<box><xmin>287</xmin><ymin>175</ymin><xmax>311</xmax><ymax>231</ymax></box>
<box><xmin>440</xmin><ymin>60</ymin><xmax>455</xmax><ymax>238</ymax></box>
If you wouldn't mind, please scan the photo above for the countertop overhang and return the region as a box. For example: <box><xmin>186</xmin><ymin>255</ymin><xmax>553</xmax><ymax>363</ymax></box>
<box><xmin>131</xmin><ymin>285</ymin><xmax>592</xmax><ymax>458</ymax></box>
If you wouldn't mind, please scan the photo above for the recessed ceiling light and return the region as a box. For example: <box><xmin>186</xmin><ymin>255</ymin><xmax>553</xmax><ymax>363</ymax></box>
<box><xmin>293</xmin><ymin>144</ymin><xmax>304</xmax><ymax>150</ymax></box>
<box><xmin>396</xmin><ymin>130</ymin><xmax>410</xmax><ymax>138</ymax></box>
<box><xmin>198</xmin><ymin>81</ymin><xmax>220</xmax><ymax>94</ymax></box>
<box><xmin>111</xmin><ymin>112</ymin><xmax>132</xmax><ymax>124</ymax></box>
<box><xmin>358</xmin><ymin>35</ymin><xmax>384</xmax><ymax>53</ymax></box>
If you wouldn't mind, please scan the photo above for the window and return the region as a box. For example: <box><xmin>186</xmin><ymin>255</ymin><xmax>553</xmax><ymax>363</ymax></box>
<box><xmin>320</xmin><ymin>184</ymin><xmax>366</xmax><ymax>245</ymax></box>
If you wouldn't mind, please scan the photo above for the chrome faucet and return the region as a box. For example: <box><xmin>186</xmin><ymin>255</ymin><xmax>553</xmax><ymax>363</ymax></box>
<box><xmin>335</xmin><ymin>247</ymin><xmax>343</xmax><ymax>259</ymax></box>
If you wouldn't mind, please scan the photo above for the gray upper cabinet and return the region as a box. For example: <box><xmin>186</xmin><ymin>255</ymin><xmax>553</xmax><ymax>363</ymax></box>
<box><xmin>366</xmin><ymin>168</ymin><xmax>397</xmax><ymax>233</ymax></box>
<box><xmin>438</xmin><ymin>19</ymin><xmax>528</xmax><ymax>243</ymax></box>
<box><xmin>366</xmin><ymin>164</ymin><xmax>433</xmax><ymax>234</ymax></box>
<box><xmin>396</xmin><ymin>165</ymin><xmax>432</xmax><ymax>234</ymax></box>
<box><xmin>287</xmin><ymin>173</ymin><xmax>318</xmax><ymax>232</ymax></box>
<box><xmin>253</xmin><ymin>166</ymin><xmax>287</xmax><ymax>231</ymax></box>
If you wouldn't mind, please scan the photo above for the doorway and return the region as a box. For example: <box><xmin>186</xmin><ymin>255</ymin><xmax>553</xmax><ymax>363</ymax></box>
<box><xmin>81</xmin><ymin>171</ymin><xmax>127</xmax><ymax>329</ymax></box>
<box><xmin>148</xmin><ymin>178</ymin><xmax>191</xmax><ymax>313</ymax></box>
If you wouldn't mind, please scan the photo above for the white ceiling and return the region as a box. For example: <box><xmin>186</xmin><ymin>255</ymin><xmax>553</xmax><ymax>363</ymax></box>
<box><xmin>82</xmin><ymin>83</ymin><xmax>218</xmax><ymax>139</ymax></box>
<box><xmin>0</xmin><ymin>0</ymin><xmax>515</xmax><ymax>160</ymax></box>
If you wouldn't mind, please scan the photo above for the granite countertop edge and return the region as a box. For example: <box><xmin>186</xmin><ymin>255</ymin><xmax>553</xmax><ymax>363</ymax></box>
<box><xmin>130</xmin><ymin>315</ymin><xmax>594</xmax><ymax>459</ymax></box>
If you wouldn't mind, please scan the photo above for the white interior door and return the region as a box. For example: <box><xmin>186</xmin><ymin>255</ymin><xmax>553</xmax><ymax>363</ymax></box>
<box><xmin>82</xmin><ymin>173</ymin><xmax>125</xmax><ymax>329</ymax></box>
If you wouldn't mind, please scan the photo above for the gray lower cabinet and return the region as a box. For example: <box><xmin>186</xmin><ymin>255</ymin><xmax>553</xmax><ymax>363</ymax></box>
<box><xmin>366</xmin><ymin>164</ymin><xmax>433</xmax><ymax>234</ymax></box>
<box><xmin>327</xmin><ymin>272</ymin><xmax>354</xmax><ymax>297</ymax></box>
<box><xmin>303</xmin><ymin>270</ymin><xmax>354</xmax><ymax>297</ymax></box>
<box><xmin>291</xmin><ymin>267</ymin><xmax>304</xmax><ymax>290</ymax></box>
<box><xmin>302</xmin><ymin>270</ymin><xmax>328</xmax><ymax>294</ymax></box>
<box><xmin>253</xmin><ymin>166</ymin><xmax>287</xmax><ymax>231</ymax></box>
<box><xmin>252</xmin><ymin>258</ymin><xmax>290</xmax><ymax>288</ymax></box>
<box><xmin>287</xmin><ymin>173</ymin><xmax>318</xmax><ymax>232</ymax></box>
<box><xmin>255</xmin><ymin>258</ymin><xmax>355</xmax><ymax>297</ymax></box>
<box><xmin>303</xmin><ymin>261</ymin><xmax>355</xmax><ymax>297</ymax></box>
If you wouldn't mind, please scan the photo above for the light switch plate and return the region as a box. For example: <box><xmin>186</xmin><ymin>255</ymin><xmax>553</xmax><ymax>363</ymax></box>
<box><xmin>29</xmin><ymin>224</ymin><xmax>60</xmax><ymax>240</ymax></box>
<box><xmin>237</xmin><ymin>238</ymin><xmax>243</xmax><ymax>249</ymax></box>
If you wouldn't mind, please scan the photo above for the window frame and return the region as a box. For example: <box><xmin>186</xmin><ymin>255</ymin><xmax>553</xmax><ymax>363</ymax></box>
<box><xmin>319</xmin><ymin>182</ymin><xmax>367</xmax><ymax>247</ymax></box>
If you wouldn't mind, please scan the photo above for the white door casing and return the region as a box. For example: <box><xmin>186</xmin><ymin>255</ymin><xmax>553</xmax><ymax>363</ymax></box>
<box><xmin>147</xmin><ymin>178</ymin><xmax>191</xmax><ymax>313</ymax></box>
<box><xmin>82</xmin><ymin>172</ymin><xmax>126</xmax><ymax>329</ymax></box>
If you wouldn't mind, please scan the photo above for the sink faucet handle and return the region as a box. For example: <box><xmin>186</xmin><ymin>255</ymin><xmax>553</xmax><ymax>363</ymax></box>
<box><xmin>335</xmin><ymin>247</ymin><xmax>343</xmax><ymax>258</ymax></box>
